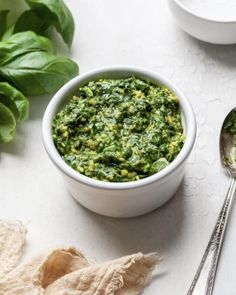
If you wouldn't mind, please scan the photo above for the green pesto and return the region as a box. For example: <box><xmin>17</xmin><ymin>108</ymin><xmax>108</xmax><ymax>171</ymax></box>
<box><xmin>224</xmin><ymin>111</ymin><xmax>236</xmax><ymax>135</ymax></box>
<box><xmin>52</xmin><ymin>77</ymin><xmax>185</xmax><ymax>182</ymax></box>
<box><xmin>223</xmin><ymin>110</ymin><xmax>236</xmax><ymax>164</ymax></box>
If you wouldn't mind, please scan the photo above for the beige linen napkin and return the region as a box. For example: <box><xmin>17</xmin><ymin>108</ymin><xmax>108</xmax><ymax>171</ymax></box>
<box><xmin>0</xmin><ymin>220</ymin><xmax>27</xmax><ymax>279</ymax></box>
<box><xmin>45</xmin><ymin>252</ymin><xmax>158</xmax><ymax>295</ymax></box>
<box><xmin>0</xmin><ymin>248</ymin><xmax>89</xmax><ymax>295</ymax></box>
<box><xmin>0</xmin><ymin>221</ymin><xmax>159</xmax><ymax>295</ymax></box>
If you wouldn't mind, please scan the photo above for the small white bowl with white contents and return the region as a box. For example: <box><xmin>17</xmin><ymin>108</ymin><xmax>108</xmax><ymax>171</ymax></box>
<box><xmin>169</xmin><ymin>0</ymin><xmax>236</xmax><ymax>44</ymax></box>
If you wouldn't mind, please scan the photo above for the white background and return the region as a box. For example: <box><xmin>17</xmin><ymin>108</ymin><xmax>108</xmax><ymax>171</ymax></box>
<box><xmin>1</xmin><ymin>0</ymin><xmax>236</xmax><ymax>294</ymax></box>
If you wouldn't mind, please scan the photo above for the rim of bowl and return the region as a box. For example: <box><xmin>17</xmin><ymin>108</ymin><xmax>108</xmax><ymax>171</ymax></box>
<box><xmin>172</xmin><ymin>0</ymin><xmax>236</xmax><ymax>24</ymax></box>
<box><xmin>42</xmin><ymin>66</ymin><xmax>197</xmax><ymax>191</ymax></box>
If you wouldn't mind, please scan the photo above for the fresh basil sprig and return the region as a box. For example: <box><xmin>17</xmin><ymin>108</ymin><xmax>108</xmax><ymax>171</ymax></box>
<box><xmin>0</xmin><ymin>10</ymin><xmax>9</xmax><ymax>38</ymax></box>
<box><xmin>0</xmin><ymin>82</ymin><xmax>29</xmax><ymax>122</ymax></box>
<box><xmin>25</xmin><ymin>0</ymin><xmax>75</xmax><ymax>47</ymax></box>
<box><xmin>0</xmin><ymin>102</ymin><xmax>16</xmax><ymax>143</ymax></box>
<box><xmin>0</xmin><ymin>31</ymin><xmax>54</xmax><ymax>64</ymax></box>
<box><xmin>0</xmin><ymin>31</ymin><xmax>78</xmax><ymax>95</ymax></box>
<box><xmin>12</xmin><ymin>0</ymin><xmax>75</xmax><ymax>47</ymax></box>
<box><xmin>0</xmin><ymin>0</ymin><xmax>78</xmax><ymax>144</ymax></box>
<box><xmin>14</xmin><ymin>10</ymin><xmax>49</xmax><ymax>36</ymax></box>
<box><xmin>0</xmin><ymin>50</ymin><xmax>78</xmax><ymax>96</ymax></box>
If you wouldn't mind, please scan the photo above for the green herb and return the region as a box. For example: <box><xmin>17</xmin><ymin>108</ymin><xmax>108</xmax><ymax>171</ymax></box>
<box><xmin>224</xmin><ymin>111</ymin><xmax>236</xmax><ymax>135</ymax></box>
<box><xmin>6</xmin><ymin>0</ymin><xmax>74</xmax><ymax>47</ymax></box>
<box><xmin>223</xmin><ymin>110</ymin><xmax>236</xmax><ymax>165</ymax></box>
<box><xmin>25</xmin><ymin>0</ymin><xmax>75</xmax><ymax>47</ymax></box>
<box><xmin>0</xmin><ymin>0</ymin><xmax>78</xmax><ymax>144</ymax></box>
<box><xmin>0</xmin><ymin>102</ymin><xmax>16</xmax><ymax>143</ymax></box>
<box><xmin>0</xmin><ymin>82</ymin><xmax>29</xmax><ymax>122</ymax></box>
<box><xmin>14</xmin><ymin>10</ymin><xmax>50</xmax><ymax>36</ymax></box>
<box><xmin>0</xmin><ymin>10</ymin><xmax>9</xmax><ymax>38</ymax></box>
<box><xmin>0</xmin><ymin>50</ymin><xmax>78</xmax><ymax>96</ymax></box>
<box><xmin>0</xmin><ymin>31</ymin><xmax>54</xmax><ymax>64</ymax></box>
<box><xmin>53</xmin><ymin>77</ymin><xmax>185</xmax><ymax>182</ymax></box>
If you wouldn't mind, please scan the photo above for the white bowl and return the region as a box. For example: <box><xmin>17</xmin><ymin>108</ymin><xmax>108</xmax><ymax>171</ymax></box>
<box><xmin>42</xmin><ymin>66</ymin><xmax>196</xmax><ymax>218</ymax></box>
<box><xmin>168</xmin><ymin>0</ymin><xmax>236</xmax><ymax>44</ymax></box>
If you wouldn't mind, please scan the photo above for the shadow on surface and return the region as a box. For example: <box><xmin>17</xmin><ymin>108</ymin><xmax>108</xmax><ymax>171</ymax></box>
<box><xmin>0</xmin><ymin>134</ymin><xmax>26</xmax><ymax>156</ymax></box>
<box><xmin>78</xmin><ymin>180</ymin><xmax>187</xmax><ymax>256</ymax></box>
<box><xmin>28</xmin><ymin>94</ymin><xmax>52</xmax><ymax>121</ymax></box>
<box><xmin>179</xmin><ymin>28</ymin><xmax>236</xmax><ymax>68</ymax></box>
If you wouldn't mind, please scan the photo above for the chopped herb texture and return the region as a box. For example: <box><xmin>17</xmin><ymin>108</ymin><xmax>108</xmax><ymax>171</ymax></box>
<box><xmin>223</xmin><ymin>110</ymin><xmax>236</xmax><ymax>165</ymax></box>
<box><xmin>53</xmin><ymin>77</ymin><xmax>185</xmax><ymax>182</ymax></box>
<box><xmin>224</xmin><ymin>111</ymin><xmax>236</xmax><ymax>135</ymax></box>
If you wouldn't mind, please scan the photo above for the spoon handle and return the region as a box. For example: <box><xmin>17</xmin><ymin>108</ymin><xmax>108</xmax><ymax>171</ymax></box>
<box><xmin>187</xmin><ymin>177</ymin><xmax>236</xmax><ymax>295</ymax></box>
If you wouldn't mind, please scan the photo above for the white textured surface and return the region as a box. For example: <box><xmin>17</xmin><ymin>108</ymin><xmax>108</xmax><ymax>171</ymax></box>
<box><xmin>1</xmin><ymin>0</ymin><xmax>236</xmax><ymax>294</ymax></box>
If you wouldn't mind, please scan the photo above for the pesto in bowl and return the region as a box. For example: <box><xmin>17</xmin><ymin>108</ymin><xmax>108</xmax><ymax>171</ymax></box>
<box><xmin>52</xmin><ymin>77</ymin><xmax>184</xmax><ymax>182</ymax></box>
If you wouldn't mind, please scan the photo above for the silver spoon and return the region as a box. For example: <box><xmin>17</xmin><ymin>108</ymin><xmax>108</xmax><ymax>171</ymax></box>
<box><xmin>188</xmin><ymin>108</ymin><xmax>236</xmax><ymax>295</ymax></box>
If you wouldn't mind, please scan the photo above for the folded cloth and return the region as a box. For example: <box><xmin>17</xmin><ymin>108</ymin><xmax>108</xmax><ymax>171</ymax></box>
<box><xmin>0</xmin><ymin>220</ymin><xmax>27</xmax><ymax>279</ymax></box>
<box><xmin>0</xmin><ymin>221</ymin><xmax>159</xmax><ymax>295</ymax></box>
<box><xmin>0</xmin><ymin>248</ymin><xmax>89</xmax><ymax>295</ymax></box>
<box><xmin>45</xmin><ymin>252</ymin><xmax>159</xmax><ymax>295</ymax></box>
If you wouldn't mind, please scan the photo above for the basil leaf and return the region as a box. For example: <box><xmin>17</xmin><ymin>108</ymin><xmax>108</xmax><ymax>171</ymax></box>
<box><xmin>0</xmin><ymin>102</ymin><xmax>16</xmax><ymax>143</ymax></box>
<box><xmin>0</xmin><ymin>51</ymin><xmax>79</xmax><ymax>95</ymax></box>
<box><xmin>1</xmin><ymin>25</ymin><xmax>14</xmax><ymax>42</ymax></box>
<box><xmin>0</xmin><ymin>31</ymin><xmax>54</xmax><ymax>64</ymax></box>
<box><xmin>14</xmin><ymin>10</ymin><xmax>50</xmax><ymax>35</ymax></box>
<box><xmin>0</xmin><ymin>10</ymin><xmax>9</xmax><ymax>39</ymax></box>
<box><xmin>26</xmin><ymin>0</ymin><xmax>75</xmax><ymax>47</ymax></box>
<box><xmin>0</xmin><ymin>82</ymin><xmax>29</xmax><ymax>122</ymax></box>
<box><xmin>0</xmin><ymin>94</ymin><xmax>18</xmax><ymax>120</ymax></box>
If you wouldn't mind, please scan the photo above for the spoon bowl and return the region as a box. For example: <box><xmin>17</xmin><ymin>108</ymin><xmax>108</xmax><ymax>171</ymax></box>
<box><xmin>220</xmin><ymin>108</ymin><xmax>236</xmax><ymax>176</ymax></box>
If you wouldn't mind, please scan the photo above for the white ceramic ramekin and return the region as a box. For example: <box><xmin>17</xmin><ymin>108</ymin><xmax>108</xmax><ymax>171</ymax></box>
<box><xmin>42</xmin><ymin>66</ymin><xmax>196</xmax><ymax>218</ymax></box>
<box><xmin>169</xmin><ymin>0</ymin><xmax>236</xmax><ymax>44</ymax></box>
